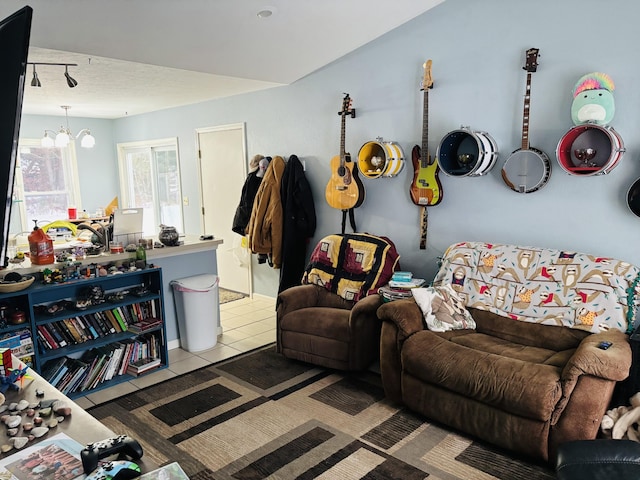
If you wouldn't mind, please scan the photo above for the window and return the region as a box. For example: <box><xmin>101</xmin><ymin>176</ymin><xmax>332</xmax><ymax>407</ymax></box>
<box><xmin>117</xmin><ymin>138</ymin><xmax>184</xmax><ymax>236</ymax></box>
<box><xmin>12</xmin><ymin>139</ymin><xmax>81</xmax><ymax>231</ymax></box>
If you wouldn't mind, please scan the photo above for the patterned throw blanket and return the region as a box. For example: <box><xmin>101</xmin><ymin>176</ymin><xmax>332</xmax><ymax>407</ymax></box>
<box><xmin>433</xmin><ymin>241</ymin><xmax>640</xmax><ymax>334</ymax></box>
<box><xmin>302</xmin><ymin>233</ymin><xmax>400</xmax><ymax>302</ymax></box>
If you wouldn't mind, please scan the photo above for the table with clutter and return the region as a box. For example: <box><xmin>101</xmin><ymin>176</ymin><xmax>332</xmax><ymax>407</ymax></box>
<box><xmin>0</xmin><ymin>355</ymin><xmax>158</xmax><ymax>476</ymax></box>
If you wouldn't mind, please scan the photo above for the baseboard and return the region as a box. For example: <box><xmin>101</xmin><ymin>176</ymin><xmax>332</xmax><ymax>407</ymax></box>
<box><xmin>252</xmin><ymin>292</ymin><xmax>277</xmax><ymax>301</ymax></box>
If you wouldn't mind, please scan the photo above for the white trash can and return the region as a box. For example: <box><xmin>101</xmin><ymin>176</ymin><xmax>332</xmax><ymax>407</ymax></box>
<box><xmin>170</xmin><ymin>274</ymin><xmax>220</xmax><ymax>352</ymax></box>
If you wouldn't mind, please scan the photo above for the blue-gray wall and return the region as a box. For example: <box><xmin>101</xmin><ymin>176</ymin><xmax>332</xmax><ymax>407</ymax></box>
<box><xmin>19</xmin><ymin>0</ymin><xmax>640</xmax><ymax>299</ymax></box>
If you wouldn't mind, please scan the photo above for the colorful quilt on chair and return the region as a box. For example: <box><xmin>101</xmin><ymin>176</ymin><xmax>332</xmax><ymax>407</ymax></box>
<box><xmin>302</xmin><ymin>233</ymin><xmax>400</xmax><ymax>302</ymax></box>
<box><xmin>432</xmin><ymin>241</ymin><xmax>640</xmax><ymax>334</ymax></box>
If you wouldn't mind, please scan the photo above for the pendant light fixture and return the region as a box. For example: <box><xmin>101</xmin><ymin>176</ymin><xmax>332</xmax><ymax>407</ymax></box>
<box><xmin>41</xmin><ymin>106</ymin><xmax>95</xmax><ymax>149</ymax></box>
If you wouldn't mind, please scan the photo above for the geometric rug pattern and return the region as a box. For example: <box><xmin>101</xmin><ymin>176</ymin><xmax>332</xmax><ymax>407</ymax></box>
<box><xmin>88</xmin><ymin>345</ymin><xmax>555</xmax><ymax>479</ymax></box>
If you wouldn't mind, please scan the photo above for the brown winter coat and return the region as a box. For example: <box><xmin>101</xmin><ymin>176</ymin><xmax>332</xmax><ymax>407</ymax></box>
<box><xmin>247</xmin><ymin>155</ymin><xmax>285</xmax><ymax>268</ymax></box>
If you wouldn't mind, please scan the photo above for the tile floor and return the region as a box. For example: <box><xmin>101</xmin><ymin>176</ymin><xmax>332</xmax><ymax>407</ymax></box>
<box><xmin>74</xmin><ymin>294</ymin><xmax>277</xmax><ymax>410</ymax></box>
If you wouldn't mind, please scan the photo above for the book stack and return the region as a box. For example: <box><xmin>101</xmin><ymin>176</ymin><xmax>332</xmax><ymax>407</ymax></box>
<box><xmin>126</xmin><ymin>356</ymin><xmax>161</xmax><ymax>376</ymax></box>
<box><xmin>388</xmin><ymin>271</ymin><xmax>426</xmax><ymax>289</ymax></box>
<box><xmin>380</xmin><ymin>271</ymin><xmax>426</xmax><ymax>302</ymax></box>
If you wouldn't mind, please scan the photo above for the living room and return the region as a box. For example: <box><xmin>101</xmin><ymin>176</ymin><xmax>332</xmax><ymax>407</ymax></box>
<box><xmin>1</xmin><ymin>0</ymin><xmax>640</xmax><ymax>478</ymax></box>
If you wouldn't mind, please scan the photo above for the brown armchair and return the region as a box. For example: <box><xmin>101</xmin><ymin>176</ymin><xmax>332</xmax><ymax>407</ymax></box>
<box><xmin>276</xmin><ymin>284</ymin><xmax>383</xmax><ymax>370</ymax></box>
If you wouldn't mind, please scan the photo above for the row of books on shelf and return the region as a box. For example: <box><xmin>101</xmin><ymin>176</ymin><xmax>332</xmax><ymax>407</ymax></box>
<box><xmin>35</xmin><ymin>299</ymin><xmax>162</xmax><ymax>351</ymax></box>
<box><xmin>42</xmin><ymin>333</ymin><xmax>163</xmax><ymax>395</ymax></box>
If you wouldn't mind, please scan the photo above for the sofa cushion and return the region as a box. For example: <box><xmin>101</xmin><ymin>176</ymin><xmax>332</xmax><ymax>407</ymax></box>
<box><xmin>402</xmin><ymin>330</ymin><xmax>563</xmax><ymax>421</ymax></box>
<box><xmin>471</xmin><ymin>308</ymin><xmax>590</xmax><ymax>351</ymax></box>
<box><xmin>279</xmin><ymin>307</ymin><xmax>352</xmax><ymax>341</ymax></box>
<box><xmin>412</xmin><ymin>284</ymin><xmax>476</xmax><ymax>332</ymax></box>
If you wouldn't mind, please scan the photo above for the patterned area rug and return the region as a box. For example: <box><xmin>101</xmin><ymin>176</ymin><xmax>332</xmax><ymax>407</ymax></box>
<box><xmin>88</xmin><ymin>345</ymin><xmax>555</xmax><ymax>479</ymax></box>
<box><xmin>219</xmin><ymin>287</ymin><xmax>248</xmax><ymax>304</ymax></box>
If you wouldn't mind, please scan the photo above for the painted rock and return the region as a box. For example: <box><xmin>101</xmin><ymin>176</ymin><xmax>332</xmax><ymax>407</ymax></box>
<box><xmin>16</xmin><ymin>400</ymin><xmax>29</xmax><ymax>411</ymax></box>
<box><xmin>10</xmin><ymin>437</ymin><xmax>28</xmax><ymax>449</ymax></box>
<box><xmin>0</xmin><ymin>405</ymin><xmax>8</xmax><ymax>414</ymax></box>
<box><xmin>26</xmin><ymin>409</ymin><xmax>35</xmax><ymax>417</ymax></box>
<box><xmin>7</xmin><ymin>403</ymin><xmax>16</xmax><ymax>411</ymax></box>
<box><xmin>6</xmin><ymin>428</ymin><xmax>18</xmax><ymax>436</ymax></box>
<box><xmin>0</xmin><ymin>444</ymin><xmax>11</xmax><ymax>453</ymax></box>
<box><xmin>47</xmin><ymin>419</ymin><xmax>58</xmax><ymax>428</ymax></box>
<box><xmin>39</xmin><ymin>407</ymin><xmax>51</xmax><ymax>417</ymax></box>
<box><xmin>5</xmin><ymin>415</ymin><xmax>21</xmax><ymax>428</ymax></box>
<box><xmin>31</xmin><ymin>426</ymin><xmax>48</xmax><ymax>438</ymax></box>
<box><xmin>33</xmin><ymin>416</ymin><xmax>43</xmax><ymax>426</ymax></box>
<box><xmin>52</xmin><ymin>401</ymin><xmax>72</xmax><ymax>417</ymax></box>
<box><xmin>22</xmin><ymin>422</ymin><xmax>33</xmax><ymax>432</ymax></box>
<box><xmin>56</xmin><ymin>416</ymin><xmax>65</xmax><ymax>423</ymax></box>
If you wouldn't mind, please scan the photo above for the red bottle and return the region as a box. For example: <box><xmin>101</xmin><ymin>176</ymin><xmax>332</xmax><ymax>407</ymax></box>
<box><xmin>28</xmin><ymin>222</ymin><xmax>54</xmax><ymax>265</ymax></box>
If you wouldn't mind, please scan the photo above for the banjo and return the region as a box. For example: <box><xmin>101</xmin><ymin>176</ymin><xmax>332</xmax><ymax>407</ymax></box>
<box><xmin>501</xmin><ymin>48</ymin><xmax>551</xmax><ymax>194</ymax></box>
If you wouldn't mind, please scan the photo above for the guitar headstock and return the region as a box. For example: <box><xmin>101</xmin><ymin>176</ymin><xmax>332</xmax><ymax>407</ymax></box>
<box><xmin>523</xmin><ymin>48</ymin><xmax>540</xmax><ymax>73</ymax></box>
<box><xmin>339</xmin><ymin>93</ymin><xmax>356</xmax><ymax>118</ymax></box>
<box><xmin>421</xmin><ymin>59</ymin><xmax>433</xmax><ymax>91</ymax></box>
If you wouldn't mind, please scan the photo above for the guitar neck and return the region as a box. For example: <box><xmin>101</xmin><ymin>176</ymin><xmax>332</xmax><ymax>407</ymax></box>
<box><xmin>521</xmin><ymin>72</ymin><xmax>532</xmax><ymax>150</ymax></box>
<box><xmin>339</xmin><ymin>112</ymin><xmax>347</xmax><ymax>165</ymax></box>
<box><xmin>421</xmin><ymin>88</ymin><xmax>430</xmax><ymax>166</ymax></box>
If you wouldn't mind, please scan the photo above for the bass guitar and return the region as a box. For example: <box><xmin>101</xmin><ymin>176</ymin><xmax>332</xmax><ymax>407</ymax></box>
<box><xmin>409</xmin><ymin>60</ymin><xmax>441</xmax><ymax>249</ymax></box>
<box><xmin>410</xmin><ymin>60</ymin><xmax>442</xmax><ymax>207</ymax></box>
<box><xmin>325</xmin><ymin>93</ymin><xmax>364</xmax><ymax>210</ymax></box>
<box><xmin>501</xmin><ymin>48</ymin><xmax>551</xmax><ymax>194</ymax></box>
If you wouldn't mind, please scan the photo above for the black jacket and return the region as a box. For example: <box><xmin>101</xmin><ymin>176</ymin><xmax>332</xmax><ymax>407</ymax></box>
<box><xmin>279</xmin><ymin>155</ymin><xmax>316</xmax><ymax>293</ymax></box>
<box><xmin>232</xmin><ymin>170</ymin><xmax>262</xmax><ymax>235</ymax></box>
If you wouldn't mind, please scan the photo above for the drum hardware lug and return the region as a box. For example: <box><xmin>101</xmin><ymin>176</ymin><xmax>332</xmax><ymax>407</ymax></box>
<box><xmin>375</xmin><ymin>136</ymin><xmax>385</xmax><ymax>143</ymax></box>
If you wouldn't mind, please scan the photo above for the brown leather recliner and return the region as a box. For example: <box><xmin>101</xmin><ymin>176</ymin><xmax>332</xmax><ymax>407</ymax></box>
<box><xmin>276</xmin><ymin>284</ymin><xmax>383</xmax><ymax>370</ymax></box>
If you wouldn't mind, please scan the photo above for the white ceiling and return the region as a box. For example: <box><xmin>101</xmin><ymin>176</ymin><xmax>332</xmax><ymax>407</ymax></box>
<box><xmin>0</xmin><ymin>0</ymin><xmax>444</xmax><ymax>119</ymax></box>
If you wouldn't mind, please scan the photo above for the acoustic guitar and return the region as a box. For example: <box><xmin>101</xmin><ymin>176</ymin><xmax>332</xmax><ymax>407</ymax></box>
<box><xmin>325</xmin><ymin>93</ymin><xmax>364</xmax><ymax>210</ymax></box>
<box><xmin>409</xmin><ymin>60</ymin><xmax>441</xmax><ymax>249</ymax></box>
<box><xmin>501</xmin><ymin>48</ymin><xmax>551</xmax><ymax>194</ymax></box>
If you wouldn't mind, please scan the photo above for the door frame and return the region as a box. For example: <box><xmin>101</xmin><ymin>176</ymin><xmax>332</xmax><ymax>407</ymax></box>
<box><xmin>195</xmin><ymin>122</ymin><xmax>253</xmax><ymax>296</ymax></box>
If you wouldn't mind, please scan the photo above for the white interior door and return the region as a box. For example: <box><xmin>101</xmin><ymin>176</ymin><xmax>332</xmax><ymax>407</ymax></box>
<box><xmin>197</xmin><ymin>124</ymin><xmax>251</xmax><ymax>294</ymax></box>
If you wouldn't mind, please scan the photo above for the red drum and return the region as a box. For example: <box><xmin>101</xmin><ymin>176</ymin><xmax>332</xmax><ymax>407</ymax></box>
<box><xmin>556</xmin><ymin>124</ymin><xmax>625</xmax><ymax>176</ymax></box>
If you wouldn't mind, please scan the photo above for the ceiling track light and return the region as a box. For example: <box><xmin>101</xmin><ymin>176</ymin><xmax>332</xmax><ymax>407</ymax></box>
<box><xmin>26</xmin><ymin>62</ymin><xmax>79</xmax><ymax>88</ymax></box>
<box><xmin>41</xmin><ymin>106</ymin><xmax>95</xmax><ymax>149</ymax></box>
<box><xmin>30</xmin><ymin>63</ymin><xmax>40</xmax><ymax>87</ymax></box>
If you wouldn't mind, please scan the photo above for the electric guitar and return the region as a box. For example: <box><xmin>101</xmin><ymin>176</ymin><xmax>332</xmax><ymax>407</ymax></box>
<box><xmin>409</xmin><ymin>60</ymin><xmax>441</xmax><ymax>249</ymax></box>
<box><xmin>325</xmin><ymin>94</ymin><xmax>364</xmax><ymax>210</ymax></box>
<box><xmin>410</xmin><ymin>60</ymin><xmax>442</xmax><ymax>207</ymax></box>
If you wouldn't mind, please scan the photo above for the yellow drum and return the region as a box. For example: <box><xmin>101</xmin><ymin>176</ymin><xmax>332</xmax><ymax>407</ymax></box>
<box><xmin>358</xmin><ymin>139</ymin><xmax>405</xmax><ymax>179</ymax></box>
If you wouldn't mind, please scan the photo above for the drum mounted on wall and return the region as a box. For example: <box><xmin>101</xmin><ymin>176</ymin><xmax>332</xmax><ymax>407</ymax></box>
<box><xmin>357</xmin><ymin>138</ymin><xmax>405</xmax><ymax>179</ymax></box>
<box><xmin>556</xmin><ymin>123</ymin><xmax>625</xmax><ymax>176</ymax></box>
<box><xmin>436</xmin><ymin>127</ymin><xmax>498</xmax><ymax>177</ymax></box>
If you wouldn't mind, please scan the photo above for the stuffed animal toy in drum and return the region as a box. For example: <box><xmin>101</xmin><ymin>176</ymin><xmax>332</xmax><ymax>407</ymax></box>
<box><xmin>570</xmin><ymin>72</ymin><xmax>615</xmax><ymax>125</ymax></box>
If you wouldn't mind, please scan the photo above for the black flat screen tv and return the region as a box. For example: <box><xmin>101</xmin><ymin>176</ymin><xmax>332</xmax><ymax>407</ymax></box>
<box><xmin>0</xmin><ymin>6</ymin><xmax>32</xmax><ymax>267</ymax></box>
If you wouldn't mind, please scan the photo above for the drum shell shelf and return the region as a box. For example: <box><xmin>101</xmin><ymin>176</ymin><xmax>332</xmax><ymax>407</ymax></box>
<box><xmin>556</xmin><ymin>123</ymin><xmax>625</xmax><ymax>176</ymax></box>
<box><xmin>357</xmin><ymin>140</ymin><xmax>405</xmax><ymax>179</ymax></box>
<box><xmin>436</xmin><ymin>128</ymin><xmax>498</xmax><ymax>177</ymax></box>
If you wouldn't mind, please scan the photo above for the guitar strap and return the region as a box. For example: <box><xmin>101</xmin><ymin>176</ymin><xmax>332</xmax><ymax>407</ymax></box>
<box><xmin>341</xmin><ymin>208</ymin><xmax>357</xmax><ymax>234</ymax></box>
<box><xmin>419</xmin><ymin>206</ymin><xmax>428</xmax><ymax>250</ymax></box>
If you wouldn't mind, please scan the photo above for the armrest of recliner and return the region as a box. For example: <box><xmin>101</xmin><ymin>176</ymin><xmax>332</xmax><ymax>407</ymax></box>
<box><xmin>350</xmin><ymin>293</ymin><xmax>384</xmax><ymax>327</ymax></box>
<box><xmin>562</xmin><ymin>329</ymin><xmax>631</xmax><ymax>383</ymax></box>
<box><xmin>551</xmin><ymin>329</ymin><xmax>631</xmax><ymax>425</ymax></box>
<box><xmin>376</xmin><ymin>298</ymin><xmax>424</xmax><ymax>342</ymax></box>
<box><xmin>276</xmin><ymin>284</ymin><xmax>321</xmax><ymax>317</ymax></box>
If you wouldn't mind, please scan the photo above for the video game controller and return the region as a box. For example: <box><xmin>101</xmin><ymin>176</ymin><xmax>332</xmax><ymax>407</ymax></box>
<box><xmin>81</xmin><ymin>435</ymin><xmax>144</xmax><ymax>474</ymax></box>
<box><xmin>85</xmin><ymin>460</ymin><xmax>141</xmax><ymax>480</ymax></box>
